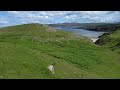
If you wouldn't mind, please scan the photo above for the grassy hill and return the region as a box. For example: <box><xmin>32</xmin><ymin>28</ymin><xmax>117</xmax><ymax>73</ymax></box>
<box><xmin>95</xmin><ymin>28</ymin><xmax>120</xmax><ymax>54</ymax></box>
<box><xmin>0</xmin><ymin>23</ymin><xmax>120</xmax><ymax>79</ymax></box>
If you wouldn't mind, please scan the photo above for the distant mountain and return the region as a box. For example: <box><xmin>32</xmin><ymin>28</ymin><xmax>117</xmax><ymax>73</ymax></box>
<box><xmin>48</xmin><ymin>23</ymin><xmax>82</xmax><ymax>27</ymax></box>
<box><xmin>116</xmin><ymin>22</ymin><xmax>120</xmax><ymax>24</ymax></box>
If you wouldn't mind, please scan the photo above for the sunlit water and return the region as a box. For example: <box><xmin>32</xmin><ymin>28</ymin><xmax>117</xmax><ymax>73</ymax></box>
<box><xmin>53</xmin><ymin>26</ymin><xmax>106</xmax><ymax>42</ymax></box>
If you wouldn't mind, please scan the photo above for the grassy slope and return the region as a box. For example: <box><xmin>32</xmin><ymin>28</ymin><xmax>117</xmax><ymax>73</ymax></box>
<box><xmin>0</xmin><ymin>23</ymin><xmax>120</xmax><ymax>79</ymax></box>
<box><xmin>95</xmin><ymin>28</ymin><xmax>120</xmax><ymax>54</ymax></box>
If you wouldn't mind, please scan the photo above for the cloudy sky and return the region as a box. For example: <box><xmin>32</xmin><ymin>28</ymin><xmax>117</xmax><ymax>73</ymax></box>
<box><xmin>0</xmin><ymin>11</ymin><xmax>120</xmax><ymax>27</ymax></box>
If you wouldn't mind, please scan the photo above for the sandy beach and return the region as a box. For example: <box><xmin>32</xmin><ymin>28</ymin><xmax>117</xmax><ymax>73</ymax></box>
<box><xmin>90</xmin><ymin>37</ymin><xmax>99</xmax><ymax>42</ymax></box>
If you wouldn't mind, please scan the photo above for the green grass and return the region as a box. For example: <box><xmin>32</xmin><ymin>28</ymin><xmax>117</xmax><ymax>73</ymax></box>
<box><xmin>96</xmin><ymin>28</ymin><xmax>120</xmax><ymax>54</ymax></box>
<box><xmin>0</xmin><ymin>23</ymin><xmax>120</xmax><ymax>79</ymax></box>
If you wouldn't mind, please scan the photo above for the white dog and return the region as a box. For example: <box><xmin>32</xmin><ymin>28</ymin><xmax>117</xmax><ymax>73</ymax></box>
<box><xmin>47</xmin><ymin>63</ymin><xmax>55</xmax><ymax>74</ymax></box>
